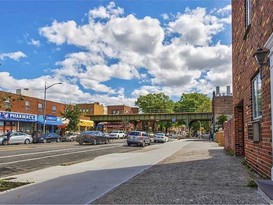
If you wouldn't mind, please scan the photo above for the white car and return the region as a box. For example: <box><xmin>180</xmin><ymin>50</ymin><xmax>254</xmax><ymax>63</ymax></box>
<box><xmin>109</xmin><ymin>130</ymin><xmax>126</xmax><ymax>139</ymax></box>
<box><xmin>0</xmin><ymin>132</ymin><xmax>33</xmax><ymax>145</ymax></box>
<box><xmin>154</xmin><ymin>132</ymin><xmax>169</xmax><ymax>143</ymax></box>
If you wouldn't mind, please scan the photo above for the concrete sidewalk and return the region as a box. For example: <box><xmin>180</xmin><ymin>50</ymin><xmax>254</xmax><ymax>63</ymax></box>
<box><xmin>93</xmin><ymin>139</ymin><xmax>267</xmax><ymax>204</ymax></box>
<box><xmin>0</xmin><ymin>139</ymin><xmax>267</xmax><ymax>204</ymax></box>
<box><xmin>0</xmin><ymin>139</ymin><xmax>191</xmax><ymax>204</ymax></box>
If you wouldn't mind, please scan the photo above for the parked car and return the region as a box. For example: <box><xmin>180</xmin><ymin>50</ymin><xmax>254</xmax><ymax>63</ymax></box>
<box><xmin>154</xmin><ymin>132</ymin><xmax>169</xmax><ymax>143</ymax></box>
<box><xmin>37</xmin><ymin>133</ymin><xmax>62</xmax><ymax>143</ymax></box>
<box><xmin>108</xmin><ymin>130</ymin><xmax>126</xmax><ymax>139</ymax></box>
<box><xmin>62</xmin><ymin>132</ymin><xmax>79</xmax><ymax>142</ymax></box>
<box><xmin>127</xmin><ymin>131</ymin><xmax>151</xmax><ymax>147</ymax></box>
<box><xmin>0</xmin><ymin>132</ymin><xmax>33</xmax><ymax>145</ymax></box>
<box><xmin>76</xmin><ymin>131</ymin><xmax>109</xmax><ymax>145</ymax></box>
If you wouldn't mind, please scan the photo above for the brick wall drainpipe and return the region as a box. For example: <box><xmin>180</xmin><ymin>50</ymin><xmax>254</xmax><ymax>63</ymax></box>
<box><xmin>265</xmin><ymin>32</ymin><xmax>273</xmax><ymax>181</ymax></box>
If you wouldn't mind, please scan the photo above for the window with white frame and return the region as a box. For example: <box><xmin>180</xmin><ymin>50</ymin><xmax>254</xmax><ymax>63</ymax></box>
<box><xmin>245</xmin><ymin>0</ymin><xmax>251</xmax><ymax>28</ymax></box>
<box><xmin>38</xmin><ymin>103</ymin><xmax>43</xmax><ymax>111</ymax></box>
<box><xmin>52</xmin><ymin>105</ymin><xmax>57</xmax><ymax>114</ymax></box>
<box><xmin>25</xmin><ymin>101</ymin><xmax>30</xmax><ymax>110</ymax></box>
<box><xmin>252</xmin><ymin>72</ymin><xmax>262</xmax><ymax>119</ymax></box>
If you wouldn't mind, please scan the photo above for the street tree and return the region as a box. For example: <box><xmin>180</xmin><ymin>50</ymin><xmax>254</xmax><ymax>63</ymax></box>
<box><xmin>216</xmin><ymin>114</ymin><xmax>228</xmax><ymax>129</ymax></box>
<box><xmin>174</xmin><ymin>93</ymin><xmax>212</xmax><ymax>112</ymax></box>
<box><xmin>174</xmin><ymin>93</ymin><xmax>212</xmax><ymax>133</ymax></box>
<box><xmin>135</xmin><ymin>93</ymin><xmax>174</xmax><ymax>113</ymax></box>
<box><xmin>61</xmin><ymin>104</ymin><xmax>81</xmax><ymax>132</ymax></box>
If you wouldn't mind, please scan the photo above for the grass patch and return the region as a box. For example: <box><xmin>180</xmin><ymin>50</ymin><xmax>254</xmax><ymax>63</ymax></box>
<box><xmin>0</xmin><ymin>178</ymin><xmax>31</xmax><ymax>192</ymax></box>
<box><xmin>247</xmin><ymin>179</ymin><xmax>258</xmax><ymax>187</ymax></box>
<box><xmin>225</xmin><ymin>148</ymin><xmax>234</xmax><ymax>156</ymax></box>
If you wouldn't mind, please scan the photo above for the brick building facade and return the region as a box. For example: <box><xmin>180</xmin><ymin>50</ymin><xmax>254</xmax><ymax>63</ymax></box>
<box><xmin>107</xmin><ymin>105</ymin><xmax>139</xmax><ymax>115</ymax></box>
<box><xmin>212</xmin><ymin>86</ymin><xmax>233</xmax><ymax>131</ymax></box>
<box><xmin>0</xmin><ymin>90</ymin><xmax>65</xmax><ymax>134</ymax></box>
<box><xmin>232</xmin><ymin>0</ymin><xmax>273</xmax><ymax>178</ymax></box>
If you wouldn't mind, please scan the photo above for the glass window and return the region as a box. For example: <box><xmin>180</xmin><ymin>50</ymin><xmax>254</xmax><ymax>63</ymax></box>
<box><xmin>25</xmin><ymin>101</ymin><xmax>30</xmax><ymax>110</ymax></box>
<box><xmin>52</xmin><ymin>105</ymin><xmax>57</xmax><ymax>114</ymax></box>
<box><xmin>245</xmin><ymin>0</ymin><xmax>251</xmax><ymax>27</ymax></box>
<box><xmin>38</xmin><ymin>103</ymin><xmax>43</xmax><ymax>111</ymax></box>
<box><xmin>252</xmin><ymin>73</ymin><xmax>262</xmax><ymax>119</ymax></box>
<box><xmin>4</xmin><ymin>98</ymin><xmax>11</xmax><ymax>109</ymax></box>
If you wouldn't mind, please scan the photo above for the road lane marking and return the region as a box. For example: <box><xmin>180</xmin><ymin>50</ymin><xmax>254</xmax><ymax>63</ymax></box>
<box><xmin>0</xmin><ymin>144</ymin><xmax>122</xmax><ymax>159</ymax></box>
<box><xmin>0</xmin><ymin>145</ymin><xmax>124</xmax><ymax>166</ymax></box>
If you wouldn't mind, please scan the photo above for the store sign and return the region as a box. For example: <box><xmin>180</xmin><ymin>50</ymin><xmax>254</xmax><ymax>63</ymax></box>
<box><xmin>45</xmin><ymin>115</ymin><xmax>57</xmax><ymax>122</ymax></box>
<box><xmin>0</xmin><ymin>111</ymin><xmax>37</xmax><ymax>122</ymax></box>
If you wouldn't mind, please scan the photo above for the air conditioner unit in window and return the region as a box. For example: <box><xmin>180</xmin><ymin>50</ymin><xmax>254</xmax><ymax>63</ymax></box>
<box><xmin>253</xmin><ymin>121</ymin><xmax>260</xmax><ymax>142</ymax></box>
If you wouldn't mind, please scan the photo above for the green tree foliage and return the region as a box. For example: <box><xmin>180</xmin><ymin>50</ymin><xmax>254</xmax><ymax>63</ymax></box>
<box><xmin>174</xmin><ymin>93</ymin><xmax>212</xmax><ymax>112</ymax></box>
<box><xmin>135</xmin><ymin>93</ymin><xmax>174</xmax><ymax>113</ymax></box>
<box><xmin>61</xmin><ymin>104</ymin><xmax>81</xmax><ymax>131</ymax></box>
<box><xmin>216</xmin><ymin>114</ymin><xmax>228</xmax><ymax>128</ymax></box>
<box><xmin>174</xmin><ymin>93</ymin><xmax>212</xmax><ymax>132</ymax></box>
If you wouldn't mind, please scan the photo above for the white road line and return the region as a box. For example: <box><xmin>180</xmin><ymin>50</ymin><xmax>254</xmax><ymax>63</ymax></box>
<box><xmin>0</xmin><ymin>145</ymin><xmax>122</xmax><ymax>166</ymax></box>
<box><xmin>0</xmin><ymin>143</ymin><xmax>121</xmax><ymax>159</ymax></box>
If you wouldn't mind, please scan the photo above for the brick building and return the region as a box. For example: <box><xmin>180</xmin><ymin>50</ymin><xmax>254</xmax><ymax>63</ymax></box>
<box><xmin>0</xmin><ymin>90</ymin><xmax>65</xmax><ymax>134</ymax></box>
<box><xmin>77</xmin><ymin>102</ymin><xmax>104</xmax><ymax>115</ymax></box>
<box><xmin>232</xmin><ymin>0</ymin><xmax>273</xmax><ymax>179</ymax></box>
<box><xmin>212</xmin><ymin>86</ymin><xmax>233</xmax><ymax>131</ymax></box>
<box><xmin>77</xmin><ymin>102</ymin><xmax>104</xmax><ymax>131</ymax></box>
<box><xmin>102</xmin><ymin>105</ymin><xmax>140</xmax><ymax>132</ymax></box>
<box><xmin>107</xmin><ymin>105</ymin><xmax>139</xmax><ymax>115</ymax></box>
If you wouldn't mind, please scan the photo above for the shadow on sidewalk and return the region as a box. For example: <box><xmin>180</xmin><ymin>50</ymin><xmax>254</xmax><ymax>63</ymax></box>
<box><xmin>0</xmin><ymin>141</ymin><xmax>266</xmax><ymax>205</ymax></box>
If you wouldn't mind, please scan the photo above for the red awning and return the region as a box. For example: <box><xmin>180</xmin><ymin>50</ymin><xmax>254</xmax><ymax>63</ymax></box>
<box><xmin>57</xmin><ymin>124</ymin><xmax>67</xmax><ymax>128</ymax></box>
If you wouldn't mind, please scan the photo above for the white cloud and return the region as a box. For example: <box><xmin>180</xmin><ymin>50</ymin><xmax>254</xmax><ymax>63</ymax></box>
<box><xmin>89</xmin><ymin>1</ymin><xmax>124</xmax><ymax>20</ymax></box>
<box><xmin>217</xmin><ymin>5</ymin><xmax>231</xmax><ymax>15</ymax></box>
<box><xmin>28</xmin><ymin>39</ymin><xmax>41</xmax><ymax>47</ymax></box>
<box><xmin>0</xmin><ymin>51</ymin><xmax>27</xmax><ymax>61</ymax></box>
<box><xmin>161</xmin><ymin>13</ymin><xmax>169</xmax><ymax>20</ymax></box>
<box><xmin>168</xmin><ymin>7</ymin><xmax>229</xmax><ymax>46</ymax></box>
<box><xmin>5</xmin><ymin>2</ymin><xmax>231</xmax><ymax>106</ymax></box>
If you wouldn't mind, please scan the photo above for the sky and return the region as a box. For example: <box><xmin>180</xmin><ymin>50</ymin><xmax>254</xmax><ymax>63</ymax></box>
<box><xmin>0</xmin><ymin>0</ymin><xmax>231</xmax><ymax>107</ymax></box>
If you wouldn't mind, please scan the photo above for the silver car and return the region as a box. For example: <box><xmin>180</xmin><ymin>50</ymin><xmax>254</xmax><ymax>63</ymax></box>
<box><xmin>127</xmin><ymin>131</ymin><xmax>151</xmax><ymax>147</ymax></box>
<box><xmin>0</xmin><ymin>132</ymin><xmax>33</xmax><ymax>145</ymax></box>
<box><xmin>154</xmin><ymin>132</ymin><xmax>169</xmax><ymax>143</ymax></box>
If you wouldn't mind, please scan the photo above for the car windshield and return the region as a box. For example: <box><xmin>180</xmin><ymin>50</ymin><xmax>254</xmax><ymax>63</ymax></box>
<box><xmin>156</xmin><ymin>133</ymin><xmax>164</xmax><ymax>136</ymax></box>
<box><xmin>129</xmin><ymin>132</ymin><xmax>141</xmax><ymax>136</ymax></box>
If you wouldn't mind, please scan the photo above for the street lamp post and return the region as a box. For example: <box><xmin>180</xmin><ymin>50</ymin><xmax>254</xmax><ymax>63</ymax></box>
<box><xmin>43</xmin><ymin>82</ymin><xmax>62</xmax><ymax>134</ymax></box>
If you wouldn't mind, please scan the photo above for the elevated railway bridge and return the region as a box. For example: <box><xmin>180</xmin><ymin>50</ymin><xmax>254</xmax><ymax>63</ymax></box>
<box><xmin>86</xmin><ymin>112</ymin><xmax>212</xmax><ymax>131</ymax></box>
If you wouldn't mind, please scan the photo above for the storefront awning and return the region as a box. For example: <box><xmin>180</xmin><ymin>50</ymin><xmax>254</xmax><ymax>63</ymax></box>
<box><xmin>57</xmin><ymin>124</ymin><xmax>67</xmax><ymax>128</ymax></box>
<box><xmin>37</xmin><ymin>115</ymin><xmax>63</xmax><ymax>126</ymax></box>
<box><xmin>79</xmin><ymin>120</ymin><xmax>94</xmax><ymax>127</ymax></box>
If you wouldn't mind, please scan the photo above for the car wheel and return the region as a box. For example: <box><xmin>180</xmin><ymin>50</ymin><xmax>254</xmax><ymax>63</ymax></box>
<box><xmin>148</xmin><ymin>140</ymin><xmax>151</xmax><ymax>145</ymax></box>
<box><xmin>70</xmin><ymin>138</ymin><xmax>74</xmax><ymax>142</ymax></box>
<box><xmin>24</xmin><ymin>139</ymin><xmax>30</xmax><ymax>144</ymax></box>
<box><xmin>127</xmin><ymin>142</ymin><xmax>131</xmax><ymax>146</ymax></box>
<box><xmin>141</xmin><ymin>141</ymin><xmax>145</xmax><ymax>147</ymax></box>
<box><xmin>2</xmin><ymin>140</ymin><xmax>7</xmax><ymax>145</ymax></box>
<box><xmin>79</xmin><ymin>141</ymin><xmax>83</xmax><ymax>145</ymax></box>
<box><xmin>93</xmin><ymin>139</ymin><xmax>97</xmax><ymax>145</ymax></box>
<box><xmin>43</xmin><ymin>139</ymin><xmax>47</xmax><ymax>143</ymax></box>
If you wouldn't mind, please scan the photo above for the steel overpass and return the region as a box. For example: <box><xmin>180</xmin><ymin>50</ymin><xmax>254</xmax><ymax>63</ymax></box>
<box><xmin>86</xmin><ymin>112</ymin><xmax>212</xmax><ymax>127</ymax></box>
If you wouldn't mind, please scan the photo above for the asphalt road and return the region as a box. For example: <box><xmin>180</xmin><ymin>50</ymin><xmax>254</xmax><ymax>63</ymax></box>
<box><xmin>0</xmin><ymin>139</ymin><xmax>142</xmax><ymax>178</ymax></box>
<box><xmin>0</xmin><ymin>139</ymin><xmax>185</xmax><ymax>204</ymax></box>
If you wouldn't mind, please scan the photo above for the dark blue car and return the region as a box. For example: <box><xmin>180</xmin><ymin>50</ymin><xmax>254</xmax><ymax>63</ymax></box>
<box><xmin>37</xmin><ymin>133</ymin><xmax>62</xmax><ymax>143</ymax></box>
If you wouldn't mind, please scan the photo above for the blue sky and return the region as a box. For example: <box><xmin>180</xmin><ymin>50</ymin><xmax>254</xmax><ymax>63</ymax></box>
<box><xmin>0</xmin><ymin>0</ymin><xmax>231</xmax><ymax>106</ymax></box>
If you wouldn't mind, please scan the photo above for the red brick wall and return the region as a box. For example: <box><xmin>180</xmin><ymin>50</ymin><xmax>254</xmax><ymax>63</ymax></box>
<box><xmin>232</xmin><ymin>0</ymin><xmax>273</xmax><ymax>178</ymax></box>
<box><xmin>107</xmin><ymin>105</ymin><xmax>135</xmax><ymax>114</ymax></box>
<box><xmin>224</xmin><ymin>119</ymin><xmax>233</xmax><ymax>151</ymax></box>
<box><xmin>213</xmin><ymin>96</ymin><xmax>233</xmax><ymax>116</ymax></box>
<box><xmin>0</xmin><ymin>91</ymin><xmax>65</xmax><ymax>116</ymax></box>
